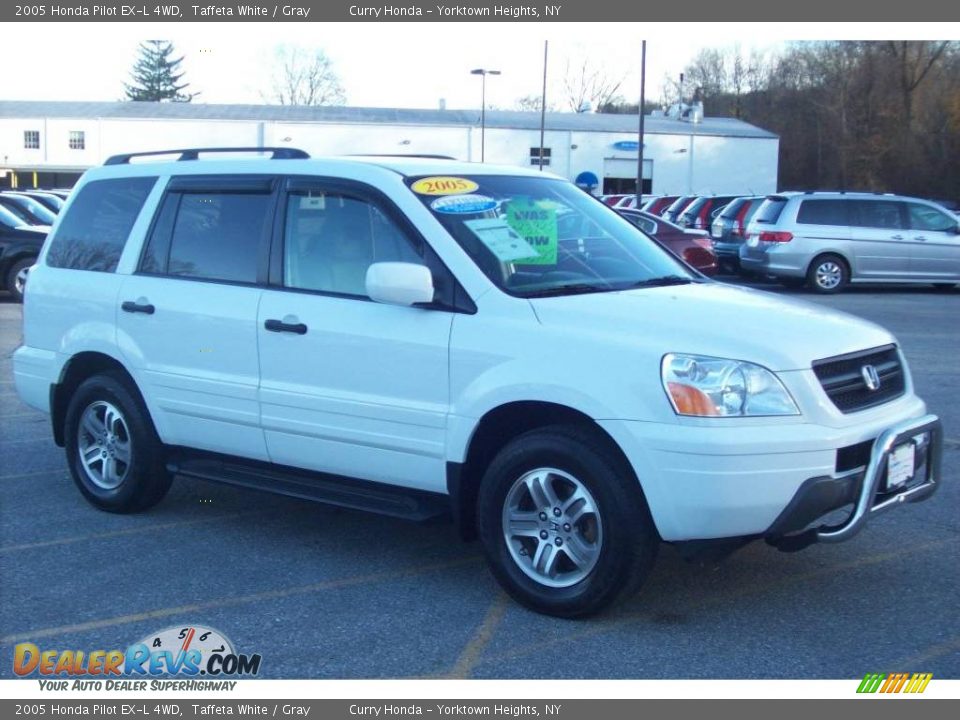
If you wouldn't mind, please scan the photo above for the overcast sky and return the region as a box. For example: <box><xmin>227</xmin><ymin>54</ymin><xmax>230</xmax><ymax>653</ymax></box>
<box><xmin>2</xmin><ymin>23</ymin><xmax>948</xmax><ymax>111</ymax></box>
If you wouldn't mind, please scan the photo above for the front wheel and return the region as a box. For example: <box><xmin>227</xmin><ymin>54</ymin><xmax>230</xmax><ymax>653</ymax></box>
<box><xmin>477</xmin><ymin>426</ymin><xmax>659</xmax><ymax>618</ymax></box>
<box><xmin>64</xmin><ymin>373</ymin><xmax>173</xmax><ymax>513</ymax></box>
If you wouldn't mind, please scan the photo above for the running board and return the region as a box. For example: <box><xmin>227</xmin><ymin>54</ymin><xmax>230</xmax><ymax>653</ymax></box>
<box><xmin>166</xmin><ymin>451</ymin><xmax>449</xmax><ymax>522</ymax></box>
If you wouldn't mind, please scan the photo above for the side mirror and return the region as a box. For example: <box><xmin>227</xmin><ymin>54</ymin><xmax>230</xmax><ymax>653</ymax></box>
<box><xmin>366</xmin><ymin>262</ymin><xmax>434</xmax><ymax>307</ymax></box>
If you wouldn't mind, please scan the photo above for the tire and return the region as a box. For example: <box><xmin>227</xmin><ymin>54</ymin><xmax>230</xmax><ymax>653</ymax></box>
<box><xmin>5</xmin><ymin>256</ymin><xmax>35</xmax><ymax>303</ymax></box>
<box><xmin>806</xmin><ymin>254</ymin><xmax>849</xmax><ymax>294</ymax></box>
<box><xmin>63</xmin><ymin>372</ymin><xmax>172</xmax><ymax>513</ymax></box>
<box><xmin>477</xmin><ymin>425</ymin><xmax>659</xmax><ymax>618</ymax></box>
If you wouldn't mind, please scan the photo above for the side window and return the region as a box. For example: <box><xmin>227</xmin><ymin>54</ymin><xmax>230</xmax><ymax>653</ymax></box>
<box><xmin>853</xmin><ymin>201</ymin><xmax>904</xmax><ymax>230</ymax></box>
<box><xmin>796</xmin><ymin>200</ymin><xmax>850</xmax><ymax>226</ymax></box>
<box><xmin>283</xmin><ymin>191</ymin><xmax>422</xmax><ymax>297</ymax></box>
<box><xmin>158</xmin><ymin>192</ymin><xmax>272</xmax><ymax>283</ymax></box>
<box><xmin>907</xmin><ymin>203</ymin><xmax>957</xmax><ymax>232</ymax></box>
<box><xmin>47</xmin><ymin>177</ymin><xmax>156</xmax><ymax>272</ymax></box>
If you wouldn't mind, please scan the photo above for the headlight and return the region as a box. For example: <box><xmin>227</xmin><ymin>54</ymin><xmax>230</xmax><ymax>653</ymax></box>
<box><xmin>661</xmin><ymin>353</ymin><xmax>799</xmax><ymax>417</ymax></box>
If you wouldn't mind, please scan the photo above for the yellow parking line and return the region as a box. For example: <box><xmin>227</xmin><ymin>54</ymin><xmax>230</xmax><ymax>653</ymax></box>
<box><xmin>446</xmin><ymin>591</ymin><xmax>510</xmax><ymax>679</ymax></box>
<box><xmin>476</xmin><ymin>538</ymin><xmax>955</xmax><ymax>668</ymax></box>
<box><xmin>1</xmin><ymin>556</ymin><xmax>481</xmax><ymax>645</ymax></box>
<box><xmin>0</xmin><ymin>512</ymin><xmax>257</xmax><ymax>553</ymax></box>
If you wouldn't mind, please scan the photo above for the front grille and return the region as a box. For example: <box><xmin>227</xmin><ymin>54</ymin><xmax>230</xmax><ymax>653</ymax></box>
<box><xmin>813</xmin><ymin>345</ymin><xmax>905</xmax><ymax>413</ymax></box>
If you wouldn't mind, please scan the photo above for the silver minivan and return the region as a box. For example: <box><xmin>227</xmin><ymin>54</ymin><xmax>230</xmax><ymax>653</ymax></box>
<box><xmin>739</xmin><ymin>192</ymin><xmax>960</xmax><ymax>293</ymax></box>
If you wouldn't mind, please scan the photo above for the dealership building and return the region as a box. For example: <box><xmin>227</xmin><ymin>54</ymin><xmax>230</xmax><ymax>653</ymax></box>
<box><xmin>0</xmin><ymin>100</ymin><xmax>778</xmax><ymax>195</ymax></box>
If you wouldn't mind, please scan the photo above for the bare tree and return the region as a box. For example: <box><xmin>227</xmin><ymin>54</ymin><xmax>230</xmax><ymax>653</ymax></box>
<box><xmin>514</xmin><ymin>94</ymin><xmax>555</xmax><ymax>112</ymax></box>
<box><xmin>264</xmin><ymin>45</ymin><xmax>346</xmax><ymax>106</ymax></box>
<box><xmin>562</xmin><ymin>58</ymin><xmax>624</xmax><ymax>113</ymax></box>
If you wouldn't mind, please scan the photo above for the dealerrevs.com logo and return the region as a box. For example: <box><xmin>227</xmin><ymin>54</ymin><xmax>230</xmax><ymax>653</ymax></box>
<box><xmin>14</xmin><ymin>625</ymin><xmax>261</xmax><ymax>691</ymax></box>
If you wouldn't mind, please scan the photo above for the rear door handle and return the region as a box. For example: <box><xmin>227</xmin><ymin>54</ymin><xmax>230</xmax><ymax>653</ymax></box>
<box><xmin>121</xmin><ymin>300</ymin><xmax>155</xmax><ymax>315</ymax></box>
<box><xmin>915</xmin><ymin>236</ymin><xmax>928</xmax><ymax>242</ymax></box>
<box><xmin>264</xmin><ymin>318</ymin><xmax>308</xmax><ymax>335</ymax></box>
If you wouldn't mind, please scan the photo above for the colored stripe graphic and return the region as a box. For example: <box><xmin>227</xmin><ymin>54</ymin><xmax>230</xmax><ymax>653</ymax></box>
<box><xmin>857</xmin><ymin>672</ymin><xmax>932</xmax><ymax>694</ymax></box>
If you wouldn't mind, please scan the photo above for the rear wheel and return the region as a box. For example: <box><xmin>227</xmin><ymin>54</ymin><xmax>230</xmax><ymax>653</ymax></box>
<box><xmin>477</xmin><ymin>425</ymin><xmax>659</xmax><ymax>618</ymax></box>
<box><xmin>807</xmin><ymin>254</ymin><xmax>849</xmax><ymax>294</ymax></box>
<box><xmin>5</xmin><ymin>256</ymin><xmax>34</xmax><ymax>303</ymax></box>
<box><xmin>64</xmin><ymin>372</ymin><xmax>172</xmax><ymax>513</ymax></box>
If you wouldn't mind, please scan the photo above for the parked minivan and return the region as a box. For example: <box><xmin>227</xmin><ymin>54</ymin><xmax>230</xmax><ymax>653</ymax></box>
<box><xmin>740</xmin><ymin>192</ymin><xmax>960</xmax><ymax>292</ymax></box>
<box><xmin>13</xmin><ymin>150</ymin><xmax>942</xmax><ymax>617</ymax></box>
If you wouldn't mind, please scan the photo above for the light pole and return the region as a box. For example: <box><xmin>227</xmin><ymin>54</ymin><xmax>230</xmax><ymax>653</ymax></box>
<box><xmin>471</xmin><ymin>68</ymin><xmax>501</xmax><ymax>162</ymax></box>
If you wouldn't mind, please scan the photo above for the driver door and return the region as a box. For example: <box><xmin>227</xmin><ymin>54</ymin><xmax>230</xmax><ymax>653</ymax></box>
<box><xmin>256</xmin><ymin>179</ymin><xmax>456</xmax><ymax>493</ymax></box>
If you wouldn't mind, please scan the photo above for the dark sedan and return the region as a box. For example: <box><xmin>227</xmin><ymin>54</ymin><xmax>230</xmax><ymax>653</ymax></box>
<box><xmin>0</xmin><ymin>206</ymin><xmax>47</xmax><ymax>301</ymax></box>
<box><xmin>709</xmin><ymin>196</ymin><xmax>765</xmax><ymax>273</ymax></box>
<box><xmin>617</xmin><ymin>208</ymin><xmax>718</xmax><ymax>276</ymax></box>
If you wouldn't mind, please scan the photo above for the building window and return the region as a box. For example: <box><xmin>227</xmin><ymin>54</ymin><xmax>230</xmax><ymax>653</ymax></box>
<box><xmin>24</xmin><ymin>130</ymin><xmax>40</xmax><ymax>149</ymax></box>
<box><xmin>530</xmin><ymin>147</ymin><xmax>551</xmax><ymax>166</ymax></box>
<box><xmin>69</xmin><ymin>131</ymin><xmax>85</xmax><ymax>150</ymax></box>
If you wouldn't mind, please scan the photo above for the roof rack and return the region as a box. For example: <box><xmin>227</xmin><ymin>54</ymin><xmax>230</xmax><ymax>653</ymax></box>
<box><xmin>103</xmin><ymin>147</ymin><xmax>310</xmax><ymax>165</ymax></box>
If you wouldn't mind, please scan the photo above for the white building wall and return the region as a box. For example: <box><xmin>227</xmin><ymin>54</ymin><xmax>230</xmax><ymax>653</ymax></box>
<box><xmin>0</xmin><ymin>115</ymin><xmax>779</xmax><ymax>195</ymax></box>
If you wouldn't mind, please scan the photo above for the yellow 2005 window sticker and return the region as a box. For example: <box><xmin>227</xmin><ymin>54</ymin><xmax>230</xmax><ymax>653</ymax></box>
<box><xmin>411</xmin><ymin>177</ymin><xmax>479</xmax><ymax>196</ymax></box>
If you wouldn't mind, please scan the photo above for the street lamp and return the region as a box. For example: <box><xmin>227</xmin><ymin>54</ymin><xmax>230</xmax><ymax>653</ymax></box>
<box><xmin>471</xmin><ymin>68</ymin><xmax>501</xmax><ymax>162</ymax></box>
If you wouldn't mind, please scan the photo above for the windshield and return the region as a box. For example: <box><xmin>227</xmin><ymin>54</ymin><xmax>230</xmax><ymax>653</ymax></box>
<box><xmin>3</xmin><ymin>196</ymin><xmax>56</xmax><ymax>225</ymax></box>
<box><xmin>0</xmin><ymin>206</ymin><xmax>26</xmax><ymax>228</ymax></box>
<box><xmin>408</xmin><ymin>175</ymin><xmax>695</xmax><ymax>297</ymax></box>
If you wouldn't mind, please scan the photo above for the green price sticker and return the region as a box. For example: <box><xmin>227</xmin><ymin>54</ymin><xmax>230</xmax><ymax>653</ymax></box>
<box><xmin>505</xmin><ymin>199</ymin><xmax>558</xmax><ymax>265</ymax></box>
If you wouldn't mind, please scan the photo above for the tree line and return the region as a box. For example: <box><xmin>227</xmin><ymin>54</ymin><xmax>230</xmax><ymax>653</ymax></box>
<box><xmin>673</xmin><ymin>41</ymin><xmax>960</xmax><ymax>200</ymax></box>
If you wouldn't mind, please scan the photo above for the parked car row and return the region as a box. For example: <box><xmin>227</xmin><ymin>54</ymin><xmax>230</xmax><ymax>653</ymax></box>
<box><xmin>0</xmin><ymin>188</ymin><xmax>70</xmax><ymax>301</ymax></box>
<box><xmin>600</xmin><ymin>189</ymin><xmax>960</xmax><ymax>293</ymax></box>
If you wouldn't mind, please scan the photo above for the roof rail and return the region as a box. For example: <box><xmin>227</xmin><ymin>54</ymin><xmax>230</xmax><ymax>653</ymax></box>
<box><xmin>103</xmin><ymin>147</ymin><xmax>310</xmax><ymax>165</ymax></box>
<box><xmin>347</xmin><ymin>153</ymin><xmax>457</xmax><ymax>160</ymax></box>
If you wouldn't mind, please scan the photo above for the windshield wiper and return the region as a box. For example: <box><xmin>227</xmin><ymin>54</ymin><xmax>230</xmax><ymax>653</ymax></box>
<box><xmin>627</xmin><ymin>275</ymin><xmax>695</xmax><ymax>289</ymax></box>
<box><xmin>521</xmin><ymin>282</ymin><xmax>612</xmax><ymax>298</ymax></box>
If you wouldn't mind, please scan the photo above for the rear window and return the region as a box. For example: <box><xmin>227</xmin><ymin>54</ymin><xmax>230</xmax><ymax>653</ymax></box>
<box><xmin>718</xmin><ymin>198</ymin><xmax>747</xmax><ymax>220</ymax></box>
<box><xmin>796</xmin><ymin>199</ymin><xmax>850</xmax><ymax>226</ymax></box>
<box><xmin>47</xmin><ymin>177</ymin><xmax>156</xmax><ymax>272</ymax></box>
<box><xmin>753</xmin><ymin>198</ymin><xmax>787</xmax><ymax>224</ymax></box>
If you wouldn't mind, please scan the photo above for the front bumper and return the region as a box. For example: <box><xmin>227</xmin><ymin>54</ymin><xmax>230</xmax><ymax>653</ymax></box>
<box><xmin>598</xmin><ymin>400</ymin><xmax>941</xmax><ymax>543</ymax></box>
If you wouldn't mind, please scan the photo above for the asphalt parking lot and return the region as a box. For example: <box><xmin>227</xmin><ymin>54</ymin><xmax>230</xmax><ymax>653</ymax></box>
<box><xmin>1</xmin><ymin>280</ymin><xmax>957</xmax><ymax>680</ymax></box>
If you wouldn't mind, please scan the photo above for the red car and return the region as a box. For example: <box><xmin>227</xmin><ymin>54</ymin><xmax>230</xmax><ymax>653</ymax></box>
<box><xmin>616</xmin><ymin>208</ymin><xmax>718</xmax><ymax>276</ymax></box>
<box><xmin>640</xmin><ymin>195</ymin><xmax>678</xmax><ymax>215</ymax></box>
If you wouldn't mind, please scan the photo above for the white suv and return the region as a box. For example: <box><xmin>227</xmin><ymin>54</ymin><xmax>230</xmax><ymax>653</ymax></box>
<box><xmin>13</xmin><ymin>148</ymin><xmax>942</xmax><ymax>617</ymax></box>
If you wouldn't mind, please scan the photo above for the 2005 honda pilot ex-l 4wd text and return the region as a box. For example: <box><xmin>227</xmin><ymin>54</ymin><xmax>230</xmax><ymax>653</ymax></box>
<box><xmin>13</xmin><ymin>148</ymin><xmax>943</xmax><ymax>617</ymax></box>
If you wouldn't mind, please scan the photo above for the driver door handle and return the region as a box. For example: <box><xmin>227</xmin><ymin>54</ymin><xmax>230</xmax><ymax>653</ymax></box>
<box><xmin>264</xmin><ymin>318</ymin><xmax>308</xmax><ymax>335</ymax></box>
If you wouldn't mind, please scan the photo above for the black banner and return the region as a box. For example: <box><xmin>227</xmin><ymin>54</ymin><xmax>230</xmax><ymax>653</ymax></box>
<box><xmin>3</xmin><ymin>0</ymin><xmax>959</xmax><ymax>22</ymax></box>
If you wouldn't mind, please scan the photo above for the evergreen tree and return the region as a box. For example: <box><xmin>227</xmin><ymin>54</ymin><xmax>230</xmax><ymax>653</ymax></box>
<box><xmin>124</xmin><ymin>40</ymin><xmax>197</xmax><ymax>102</ymax></box>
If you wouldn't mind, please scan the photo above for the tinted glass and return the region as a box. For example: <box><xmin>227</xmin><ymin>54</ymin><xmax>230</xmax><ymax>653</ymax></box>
<box><xmin>796</xmin><ymin>200</ymin><xmax>850</xmax><ymax>226</ymax></box>
<box><xmin>753</xmin><ymin>198</ymin><xmax>787</xmax><ymax>224</ymax></box>
<box><xmin>907</xmin><ymin>203</ymin><xmax>957</xmax><ymax>232</ymax></box>
<box><xmin>718</xmin><ymin>198</ymin><xmax>747</xmax><ymax>220</ymax></box>
<box><xmin>167</xmin><ymin>193</ymin><xmax>271</xmax><ymax>283</ymax></box>
<box><xmin>47</xmin><ymin>177</ymin><xmax>156</xmax><ymax>272</ymax></box>
<box><xmin>283</xmin><ymin>191</ymin><xmax>421</xmax><ymax>297</ymax></box>
<box><xmin>853</xmin><ymin>201</ymin><xmax>903</xmax><ymax>230</ymax></box>
<box><xmin>0</xmin><ymin>199</ymin><xmax>36</xmax><ymax>225</ymax></box>
<box><xmin>0</xmin><ymin>206</ymin><xmax>26</xmax><ymax>228</ymax></box>
<box><xmin>410</xmin><ymin>175</ymin><xmax>693</xmax><ymax>298</ymax></box>
<box><xmin>5</xmin><ymin>195</ymin><xmax>56</xmax><ymax>225</ymax></box>
<box><xmin>680</xmin><ymin>198</ymin><xmax>707</xmax><ymax>217</ymax></box>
